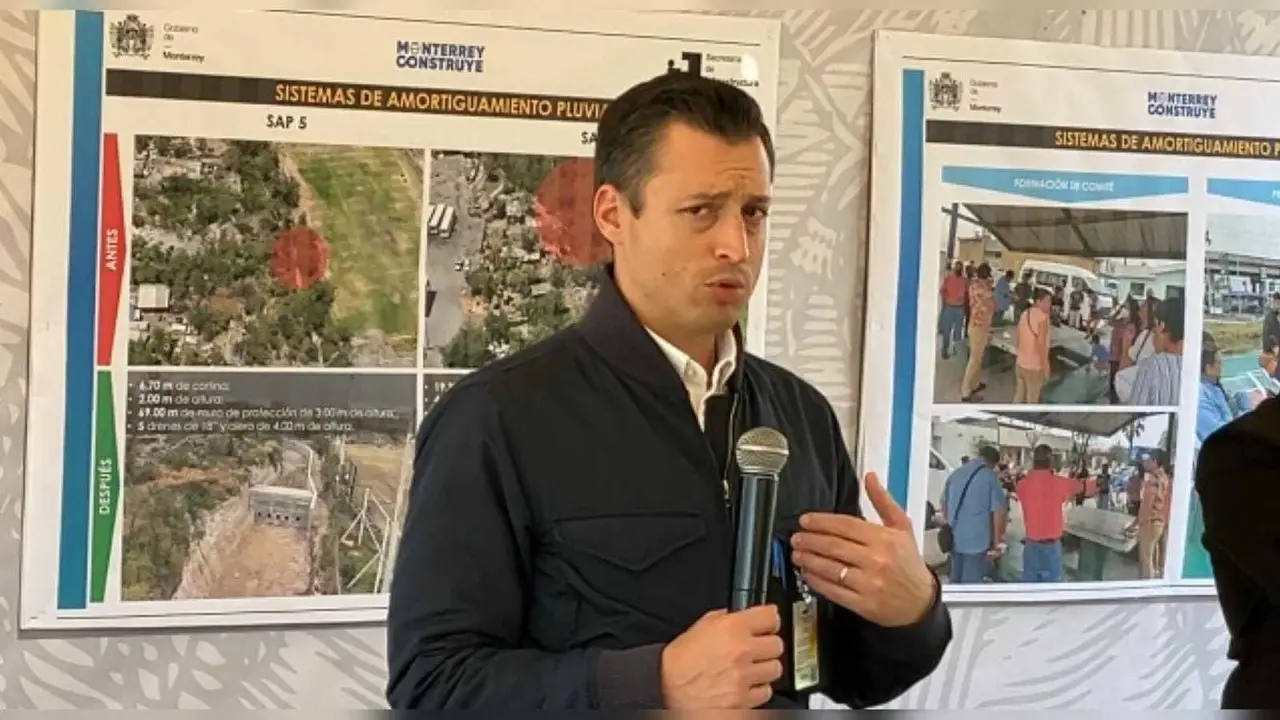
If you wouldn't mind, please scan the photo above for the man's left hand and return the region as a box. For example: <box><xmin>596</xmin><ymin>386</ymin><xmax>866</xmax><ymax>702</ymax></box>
<box><xmin>790</xmin><ymin>472</ymin><xmax>935</xmax><ymax>628</ymax></box>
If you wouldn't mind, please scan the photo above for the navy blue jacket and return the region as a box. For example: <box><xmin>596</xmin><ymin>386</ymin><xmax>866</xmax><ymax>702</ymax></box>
<box><xmin>385</xmin><ymin>268</ymin><xmax>951</xmax><ymax>709</ymax></box>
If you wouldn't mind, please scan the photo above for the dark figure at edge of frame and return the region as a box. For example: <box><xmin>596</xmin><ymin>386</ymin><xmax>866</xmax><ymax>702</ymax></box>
<box><xmin>1197</xmin><ymin>393</ymin><xmax>1280</xmax><ymax>710</ymax></box>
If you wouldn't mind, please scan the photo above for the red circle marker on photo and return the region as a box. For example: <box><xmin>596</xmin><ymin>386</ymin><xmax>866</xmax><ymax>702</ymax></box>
<box><xmin>271</xmin><ymin>225</ymin><xmax>329</xmax><ymax>290</ymax></box>
<box><xmin>534</xmin><ymin>157</ymin><xmax>611</xmax><ymax>268</ymax></box>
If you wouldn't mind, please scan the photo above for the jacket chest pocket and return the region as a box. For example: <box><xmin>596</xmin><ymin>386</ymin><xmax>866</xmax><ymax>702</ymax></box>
<box><xmin>552</xmin><ymin>512</ymin><xmax>712</xmax><ymax>633</ymax></box>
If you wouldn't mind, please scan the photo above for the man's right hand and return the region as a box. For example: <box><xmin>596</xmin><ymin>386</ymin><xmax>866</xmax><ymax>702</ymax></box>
<box><xmin>659</xmin><ymin>605</ymin><xmax>784</xmax><ymax>709</ymax></box>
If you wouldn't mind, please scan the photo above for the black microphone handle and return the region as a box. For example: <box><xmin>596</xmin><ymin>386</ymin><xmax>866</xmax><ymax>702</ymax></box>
<box><xmin>729</xmin><ymin>471</ymin><xmax>780</xmax><ymax>611</ymax></box>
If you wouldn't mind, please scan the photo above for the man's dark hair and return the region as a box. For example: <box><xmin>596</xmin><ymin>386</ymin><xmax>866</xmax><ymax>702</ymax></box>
<box><xmin>1202</xmin><ymin>331</ymin><xmax>1220</xmax><ymax>374</ymax></box>
<box><xmin>1146</xmin><ymin>448</ymin><xmax>1171</xmax><ymax>472</ymax></box>
<box><xmin>977</xmin><ymin>445</ymin><xmax>1000</xmax><ymax>465</ymax></box>
<box><xmin>1032</xmin><ymin>444</ymin><xmax>1054</xmax><ymax>469</ymax></box>
<box><xmin>593</xmin><ymin>72</ymin><xmax>775</xmax><ymax>214</ymax></box>
<box><xmin>1155</xmin><ymin>295</ymin><xmax>1185</xmax><ymax>343</ymax></box>
<box><xmin>1005</xmin><ymin>270</ymin><xmax>1015</xmax><ymax>279</ymax></box>
<box><xmin>976</xmin><ymin>263</ymin><xmax>992</xmax><ymax>280</ymax></box>
<box><xmin>1032</xmin><ymin>287</ymin><xmax>1052</xmax><ymax>303</ymax></box>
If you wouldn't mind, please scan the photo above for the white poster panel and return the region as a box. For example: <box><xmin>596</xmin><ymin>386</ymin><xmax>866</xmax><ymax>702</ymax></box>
<box><xmin>23</xmin><ymin>9</ymin><xmax>779</xmax><ymax>629</ymax></box>
<box><xmin>866</xmin><ymin>30</ymin><xmax>1279</xmax><ymax>602</ymax></box>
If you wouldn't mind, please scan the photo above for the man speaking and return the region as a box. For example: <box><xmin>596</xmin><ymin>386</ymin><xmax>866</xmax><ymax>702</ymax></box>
<box><xmin>385</xmin><ymin>70</ymin><xmax>952</xmax><ymax>710</ymax></box>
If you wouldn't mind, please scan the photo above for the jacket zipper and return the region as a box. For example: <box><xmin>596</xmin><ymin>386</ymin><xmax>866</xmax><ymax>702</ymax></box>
<box><xmin>721</xmin><ymin>392</ymin><xmax>740</xmax><ymax>519</ymax></box>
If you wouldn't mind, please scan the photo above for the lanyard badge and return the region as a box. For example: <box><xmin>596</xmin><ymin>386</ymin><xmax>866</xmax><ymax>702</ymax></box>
<box><xmin>773</xmin><ymin>537</ymin><xmax>820</xmax><ymax>691</ymax></box>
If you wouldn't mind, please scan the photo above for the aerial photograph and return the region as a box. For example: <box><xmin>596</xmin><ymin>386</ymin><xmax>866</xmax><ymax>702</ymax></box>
<box><xmin>128</xmin><ymin>137</ymin><xmax>424</xmax><ymax>368</ymax></box>
<box><xmin>120</xmin><ymin>371</ymin><xmax>416</xmax><ymax>601</ymax></box>
<box><xmin>422</xmin><ymin>151</ymin><xmax>608</xmax><ymax>369</ymax></box>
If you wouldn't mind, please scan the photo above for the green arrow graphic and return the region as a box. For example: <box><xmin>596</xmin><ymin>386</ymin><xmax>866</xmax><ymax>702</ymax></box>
<box><xmin>90</xmin><ymin>371</ymin><xmax>119</xmax><ymax>603</ymax></box>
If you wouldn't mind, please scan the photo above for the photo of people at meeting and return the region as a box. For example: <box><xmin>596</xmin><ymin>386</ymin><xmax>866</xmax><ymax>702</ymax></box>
<box><xmin>1198</xmin><ymin>214</ymin><xmax>1280</xmax><ymax>419</ymax></box>
<box><xmin>1183</xmin><ymin>214</ymin><xmax>1280</xmax><ymax>580</ymax></box>
<box><xmin>922</xmin><ymin>410</ymin><xmax>1176</xmax><ymax>585</ymax></box>
<box><xmin>933</xmin><ymin>204</ymin><xmax>1188</xmax><ymax>406</ymax></box>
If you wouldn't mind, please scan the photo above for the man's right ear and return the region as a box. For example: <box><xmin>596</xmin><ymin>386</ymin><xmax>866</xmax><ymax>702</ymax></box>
<box><xmin>592</xmin><ymin>184</ymin><xmax>625</xmax><ymax>247</ymax></box>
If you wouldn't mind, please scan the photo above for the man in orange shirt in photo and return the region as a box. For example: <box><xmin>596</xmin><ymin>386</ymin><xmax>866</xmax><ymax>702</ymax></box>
<box><xmin>1015</xmin><ymin>444</ymin><xmax>1083</xmax><ymax>583</ymax></box>
<box><xmin>961</xmin><ymin>263</ymin><xmax>995</xmax><ymax>402</ymax></box>
<box><xmin>1134</xmin><ymin>451</ymin><xmax>1172</xmax><ymax>579</ymax></box>
<box><xmin>1014</xmin><ymin>288</ymin><xmax>1052</xmax><ymax>404</ymax></box>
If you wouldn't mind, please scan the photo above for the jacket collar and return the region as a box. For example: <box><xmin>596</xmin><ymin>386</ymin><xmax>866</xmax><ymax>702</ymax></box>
<box><xmin>580</xmin><ymin>263</ymin><xmax>746</xmax><ymax>397</ymax></box>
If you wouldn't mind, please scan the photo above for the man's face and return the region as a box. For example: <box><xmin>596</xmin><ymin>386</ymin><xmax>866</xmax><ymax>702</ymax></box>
<box><xmin>1206</xmin><ymin>351</ymin><xmax>1222</xmax><ymax>379</ymax></box>
<box><xmin>594</xmin><ymin>122</ymin><xmax>770</xmax><ymax>338</ymax></box>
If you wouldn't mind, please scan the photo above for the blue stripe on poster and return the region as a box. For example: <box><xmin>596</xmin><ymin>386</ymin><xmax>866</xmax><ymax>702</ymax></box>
<box><xmin>1206</xmin><ymin>177</ymin><xmax>1280</xmax><ymax>207</ymax></box>
<box><xmin>58</xmin><ymin>11</ymin><xmax>104</xmax><ymax>611</ymax></box>
<box><xmin>942</xmin><ymin>167</ymin><xmax>1188</xmax><ymax>203</ymax></box>
<box><xmin>888</xmin><ymin>69</ymin><xmax>924</xmax><ymax>509</ymax></box>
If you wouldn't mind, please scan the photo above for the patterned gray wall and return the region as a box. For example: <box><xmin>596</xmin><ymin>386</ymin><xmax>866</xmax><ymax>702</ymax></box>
<box><xmin>0</xmin><ymin>8</ymin><xmax>1262</xmax><ymax>710</ymax></box>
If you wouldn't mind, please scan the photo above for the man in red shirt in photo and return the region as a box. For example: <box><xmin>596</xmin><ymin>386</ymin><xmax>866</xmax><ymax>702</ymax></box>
<box><xmin>1015</xmin><ymin>444</ymin><xmax>1083</xmax><ymax>583</ymax></box>
<box><xmin>938</xmin><ymin>261</ymin><xmax>967</xmax><ymax>359</ymax></box>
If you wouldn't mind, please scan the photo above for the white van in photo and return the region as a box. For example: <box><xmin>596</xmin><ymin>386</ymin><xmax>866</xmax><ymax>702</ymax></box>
<box><xmin>1019</xmin><ymin>258</ymin><xmax>1115</xmax><ymax>312</ymax></box>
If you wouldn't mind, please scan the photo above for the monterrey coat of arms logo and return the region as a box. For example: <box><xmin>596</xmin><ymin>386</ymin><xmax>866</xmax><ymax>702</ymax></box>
<box><xmin>109</xmin><ymin>14</ymin><xmax>155</xmax><ymax>59</ymax></box>
<box><xmin>929</xmin><ymin>72</ymin><xmax>962</xmax><ymax>111</ymax></box>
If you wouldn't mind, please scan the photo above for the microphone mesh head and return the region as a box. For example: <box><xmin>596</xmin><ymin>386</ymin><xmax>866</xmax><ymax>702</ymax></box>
<box><xmin>734</xmin><ymin>426</ymin><xmax>789</xmax><ymax>475</ymax></box>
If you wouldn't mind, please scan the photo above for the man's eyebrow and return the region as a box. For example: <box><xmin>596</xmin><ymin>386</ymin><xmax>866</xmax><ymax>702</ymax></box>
<box><xmin>683</xmin><ymin>190</ymin><xmax>732</xmax><ymax>203</ymax></box>
<box><xmin>682</xmin><ymin>191</ymin><xmax>772</xmax><ymax>205</ymax></box>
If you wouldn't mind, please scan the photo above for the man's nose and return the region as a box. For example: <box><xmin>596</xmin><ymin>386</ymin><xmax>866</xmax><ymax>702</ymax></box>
<box><xmin>712</xmin><ymin>215</ymin><xmax>749</xmax><ymax>263</ymax></box>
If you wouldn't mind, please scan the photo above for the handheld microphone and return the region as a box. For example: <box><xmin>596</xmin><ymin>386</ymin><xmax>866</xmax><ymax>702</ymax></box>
<box><xmin>729</xmin><ymin>426</ymin><xmax>790</xmax><ymax>611</ymax></box>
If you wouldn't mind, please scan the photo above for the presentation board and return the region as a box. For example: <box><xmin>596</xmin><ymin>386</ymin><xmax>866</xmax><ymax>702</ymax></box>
<box><xmin>23</xmin><ymin>9</ymin><xmax>780</xmax><ymax>630</ymax></box>
<box><xmin>866</xmin><ymin>30</ymin><xmax>1278</xmax><ymax>602</ymax></box>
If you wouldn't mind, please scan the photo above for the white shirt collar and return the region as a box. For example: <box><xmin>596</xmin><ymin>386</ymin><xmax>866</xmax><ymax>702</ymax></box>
<box><xmin>646</xmin><ymin>328</ymin><xmax>737</xmax><ymax>394</ymax></box>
